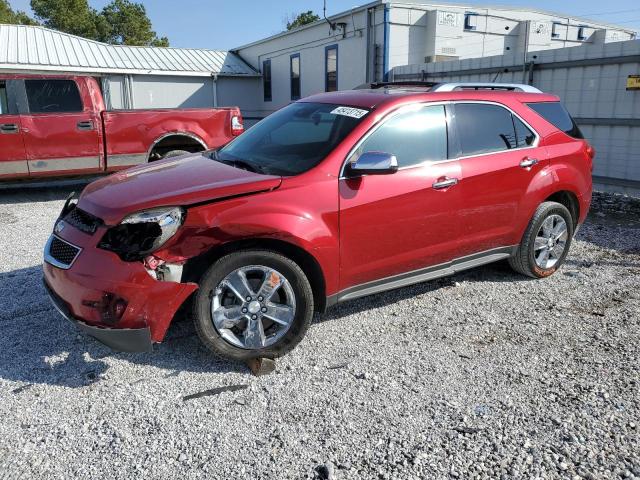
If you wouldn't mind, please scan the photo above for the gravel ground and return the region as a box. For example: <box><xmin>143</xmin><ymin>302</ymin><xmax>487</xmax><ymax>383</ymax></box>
<box><xmin>0</xmin><ymin>188</ymin><xmax>638</xmax><ymax>480</ymax></box>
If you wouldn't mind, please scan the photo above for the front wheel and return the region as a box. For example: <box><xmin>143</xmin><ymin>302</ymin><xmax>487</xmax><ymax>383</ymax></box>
<box><xmin>193</xmin><ymin>250</ymin><xmax>314</xmax><ymax>361</ymax></box>
<box><xmin>509</xmin><ymin>201</ymin><xmax>574</xmax><ymax>278</ymax></box>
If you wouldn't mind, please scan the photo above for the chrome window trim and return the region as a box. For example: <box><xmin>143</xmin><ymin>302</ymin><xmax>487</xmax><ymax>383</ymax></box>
<box><xmin>339</xmin><ymin>99</ymin><xmax>541</xmax><ymax>178</ymax></box>
<box><xmin>44</xmin><ymin>234</ymin><xmax>82</xmax><ymax>270</ymax></box>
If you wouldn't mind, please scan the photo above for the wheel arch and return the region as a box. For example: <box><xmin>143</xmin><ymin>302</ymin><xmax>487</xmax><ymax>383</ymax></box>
<box><xmin>543</xmin><ymin>190</ymin><xmax>580</xmax><ymax>228</ymax></box>
<box><xmin>147</xmin><ymin>132</ymin><xmax>208</xmax><ymax>161</ymax></box>
<box><xmin>182</xmin><ymin>238</ymin><xmax>328</xmax><ymax>313</ymax></box>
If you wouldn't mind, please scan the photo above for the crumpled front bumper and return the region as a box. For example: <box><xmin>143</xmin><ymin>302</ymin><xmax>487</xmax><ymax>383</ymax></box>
<box><xmin>44</xmin><ymin>279</ymin><xmax>153</xmax><ymax>353</ymax></box>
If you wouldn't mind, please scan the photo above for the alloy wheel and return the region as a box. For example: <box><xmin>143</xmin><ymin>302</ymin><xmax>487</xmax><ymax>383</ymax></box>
<box><xmin>533</xmin><ymin>214</ymin><xmax>568</xmax><ymax>269</ymax></box>
<box><xmin>211</xmin><ymin>265</ymin><xmax>296</xmax><ymax>349</ymax></box>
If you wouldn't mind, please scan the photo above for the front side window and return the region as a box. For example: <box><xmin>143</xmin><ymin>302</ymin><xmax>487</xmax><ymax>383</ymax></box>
<box><xmin>25</xmin><ymin>79</ymin><xmax>83</xmax><ymax>113</ymax></box>
<box><xmin>454</xmin><ymin>103</ymin><xmax>520</xmax><ymax>156</ymax></box>
<box><xmin>290</xmin><ymin>54</ymin><xmax>301</xmax><ymax>100</ymax></box>
<box><xmin>216</xmin><ymin>102</ymin><xmax>368</xmax><ymax>176</ymax></box>
<box><xmin>352</xmin><ymin>104</ymin><xmax>448</xmax><ymax>168</ymax></box>
<box><xmin>0</xmin><ymin>81</ymin><xmax>8</xmax><ymax>115</ymax></box>
<box><xmin>325</xmin><ymin>45</ymin><xmax>338</xmax><ymax>92</ymax></box>
<box><xmin>263</xmin><ymin>59</ymin><xmax>272</xmax><ymax>102</ymax></box>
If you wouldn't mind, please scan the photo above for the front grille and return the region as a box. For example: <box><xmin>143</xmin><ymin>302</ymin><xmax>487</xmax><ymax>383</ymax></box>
<box><xmin>64</xmin><ymin>207</ymin><xmax>102</xmax><ymax>235</ymax></box>
<box><xmin>45</xmin><ymin>235</ymin><xmax>81</xmax><ymax>269</ymax></box>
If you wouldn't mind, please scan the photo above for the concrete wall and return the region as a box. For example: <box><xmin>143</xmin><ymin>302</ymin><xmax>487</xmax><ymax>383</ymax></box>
<box><xmin>392</xmin><ymin>39</ymin><xmax>640</xmax><ymax>196</ymax></box>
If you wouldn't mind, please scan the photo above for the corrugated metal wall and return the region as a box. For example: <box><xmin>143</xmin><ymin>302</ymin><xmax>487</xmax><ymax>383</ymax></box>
<box><xmin>392</xmin><ymin>39</ymin><xmax>640</xmax><ymax>195</ymax></box>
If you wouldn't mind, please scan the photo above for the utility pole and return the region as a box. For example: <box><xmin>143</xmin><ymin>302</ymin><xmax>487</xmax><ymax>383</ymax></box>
<box><xmin>522</xmin><ymin>20</ymin><xmax>530</xmax><ymax>83</ymax></box>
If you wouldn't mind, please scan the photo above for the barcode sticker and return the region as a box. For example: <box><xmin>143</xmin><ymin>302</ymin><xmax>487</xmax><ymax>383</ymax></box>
<box><xmin>330</xmin><ymin>106</ymin><xmax>369</xmax><ymax>119</ymax></box>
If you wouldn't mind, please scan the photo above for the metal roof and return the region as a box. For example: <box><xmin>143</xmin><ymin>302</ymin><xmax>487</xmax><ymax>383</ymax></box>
<box><xmin>0</xmin><ymin>24</ymin><xmax>258</xmax><ymax>77</ymax></box>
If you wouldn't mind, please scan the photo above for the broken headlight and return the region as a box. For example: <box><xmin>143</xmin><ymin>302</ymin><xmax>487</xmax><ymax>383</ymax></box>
<box><xmin>98</xmin><ymin>207</ymin><xmax>185</xmax><ymax>261</ymax></box>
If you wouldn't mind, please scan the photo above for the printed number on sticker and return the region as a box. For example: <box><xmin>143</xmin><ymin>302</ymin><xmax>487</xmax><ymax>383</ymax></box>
<box><xmin>330</xmin><ymin>106</ymin><xmax>369</xmax><ymax>119</ymax></box>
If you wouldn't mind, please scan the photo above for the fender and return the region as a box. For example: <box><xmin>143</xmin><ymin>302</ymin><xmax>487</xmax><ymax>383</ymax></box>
<box><xmin>154</xmin><ymin>176</ymin><xmax>341</xmax><ymax>295</ymax></box>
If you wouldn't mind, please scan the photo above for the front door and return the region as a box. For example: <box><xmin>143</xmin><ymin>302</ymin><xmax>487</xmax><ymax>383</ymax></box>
<box><xmin>451</xmin><ymin>102</ymin><xmax>549</xmax><ymax>256</ymax></box>
<box><xmin>20</xmin><ymin>78</ymin><xmax>101</xmax><ymax>176</ymax></box>
<box><xmin>0</xmin><ymin>79</ymin><xmax>28</xmax><ymax>179</ymax></box>
<box><xmin>339</xmin><ymin>104</ymin><xmax>462</xmax><ymax>291</ymax></box>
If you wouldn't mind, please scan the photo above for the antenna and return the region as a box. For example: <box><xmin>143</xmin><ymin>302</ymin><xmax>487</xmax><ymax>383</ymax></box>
<box><xmin>324</xmin><ymin>0</ymin><xmax>336</xmax><ymax>31</ymax></box>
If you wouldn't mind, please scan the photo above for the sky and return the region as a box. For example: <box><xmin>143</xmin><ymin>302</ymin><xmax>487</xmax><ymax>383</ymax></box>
<box><xmin>7</xmin><ymin>0</ymin><xmax>640</xmax><ymax>50</ymax></box>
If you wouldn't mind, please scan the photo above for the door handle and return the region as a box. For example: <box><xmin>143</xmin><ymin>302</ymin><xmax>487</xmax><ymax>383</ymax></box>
<box><xmin>0</xmin><ymin>123</ymin><xmax>19</xmax><ymax>134</ymax></box>
<box><xmin>520</xmin><ymin>157</ymin><xmax>539</xmax><ymax>168</ymax></box>
<box><xmin>432</xmin><ymin>177</ymin><xmax>459</xmax><ymax>190</ymax></box>
<box><xmin>77</xmin><ymin>120</ymin><xmax>94</xmax><ymax>131</ymax></box>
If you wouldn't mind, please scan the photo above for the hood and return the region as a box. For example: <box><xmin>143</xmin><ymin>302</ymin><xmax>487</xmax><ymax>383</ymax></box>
<box><xmin>79</xmin><ymin>153</ymin><xmax>282</xmax><ymax>224</ymax></box>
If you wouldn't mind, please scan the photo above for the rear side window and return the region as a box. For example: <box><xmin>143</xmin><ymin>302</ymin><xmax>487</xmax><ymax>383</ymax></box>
<box><xmin>25</xmin><ymin>79</ymin><xmax>83</xmax><ymax>113</ymax></box>
<box><xmin>455</xmin><ymin>103</ymin><xmax>518</xmax><ymax>156</ymax></box>
<box><xmin>353</xmin><ymin>104</ymin><xmax>448</xmax><ymax>168</ymax></box>
<box><xmin>526</xmin><ymin>102</ymin><xmax>583</xmax><ymax>139</ymax></box>
<box><xmin>513</xmin><ymin>116</ymin><xmax>536</xmax><ymax>148</ymax></box>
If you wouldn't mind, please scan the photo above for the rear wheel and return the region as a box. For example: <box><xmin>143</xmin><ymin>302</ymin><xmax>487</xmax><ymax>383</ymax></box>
<box><xmin>509</xmin><ymin>201</ymin><xmax>574</xmax><ymax>278</ymax></box>
<box><xmin>162</xmin><ymin>149</ymin><xmax>190</xmax><ymax>159</ymax></box>
<box><xmin>193</xmin><ymin>250</ymin><xmax>314</xmax><ymax>361</ymax></box>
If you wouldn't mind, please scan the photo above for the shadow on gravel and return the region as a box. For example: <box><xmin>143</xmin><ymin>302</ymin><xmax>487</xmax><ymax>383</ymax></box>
<box><xmin>0</xmin><ymin>266</ymin><xmax>245</xmax><ymax>389</ymax></box>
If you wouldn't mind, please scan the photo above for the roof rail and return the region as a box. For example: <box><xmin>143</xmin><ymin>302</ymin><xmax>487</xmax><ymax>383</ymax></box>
<box><xmin>356</xmin><ymin>81</ymin><xmax>439</xmax><ymax>90</ymax></box>
<box><xmin>431</xmin><ymin>82</ymin><xmax>542</xmax><ymax>93</ymax></box>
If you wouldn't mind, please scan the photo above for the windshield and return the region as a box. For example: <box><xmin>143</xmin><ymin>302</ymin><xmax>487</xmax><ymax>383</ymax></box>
<box><xmin>215</xmin><ymin>102</ymin><xmax>369</xmax><ymax>176</ymax></box>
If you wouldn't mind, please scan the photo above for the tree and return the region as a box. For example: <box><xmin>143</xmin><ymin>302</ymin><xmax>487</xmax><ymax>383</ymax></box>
<box><xmin>31</xmin><ymin>0</ymin><xmax>104</xmax><ymax>39</ymax></box>
<box><xmin>24</xmin><ymin>0</ymin><xmax>168</xmax><ymax>46</ymax></box>
<box><xmin>100</xmin><ymin>0</ymin><xmax>168</xmax><ymax>47</ymax></box>
<box><xmin>0</xmin><ymin>0</ymin><xmax>39</xmax><ymax>25</ymax></box>
<box><xmin>285</xmin><ymin>10</ymin><xmax>320</xmax><ymax>31</ymax></box>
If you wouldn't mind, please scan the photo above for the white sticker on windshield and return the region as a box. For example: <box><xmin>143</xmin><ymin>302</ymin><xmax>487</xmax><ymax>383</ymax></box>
<box><xmin>330</xmin><ymin>106</ymin><xmax>368</xmax><ymax>119</ymax></box>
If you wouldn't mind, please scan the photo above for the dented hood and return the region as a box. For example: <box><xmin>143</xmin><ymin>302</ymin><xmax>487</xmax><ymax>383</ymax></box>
<box><xmin>79</xmin><ymin>153</ymin><xmax>282</xmax><ymax>224</ymax></box>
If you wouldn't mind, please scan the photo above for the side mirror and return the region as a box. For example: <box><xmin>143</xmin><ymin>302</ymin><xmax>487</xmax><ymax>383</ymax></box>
<box><xmin>346</xmin><ymin>151</ymin><xmax>398</xmax><ymax>177</ymax></box>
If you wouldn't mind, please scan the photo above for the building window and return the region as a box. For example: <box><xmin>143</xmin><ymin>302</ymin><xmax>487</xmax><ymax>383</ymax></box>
<box><xmin>552</xmin><ymin>22</ymin><xmax>561</xmax><ymax>39</ymax></box>
<box><xmin>464</xmin><ymin>12</ymin><xmax>477</xmax><ymax>31</ymax></box>
<box><xmin>290</xmin><ymin>53</ymin><xmax>301</xmax><ymax>100</ymax></box>
<box><xmin>263</xmin><ymin>59</ymin><xmax>272</xmax><ymax>102</ymax></box>
<box><xmin>325</xmin><ymin>45</ymin><xmax>338</xmax><ymax>92</ymax></box>
<box><xmin>577</xmin><ymin>25</ymin><xmax>587</xmax><ymax>40</ymax></box>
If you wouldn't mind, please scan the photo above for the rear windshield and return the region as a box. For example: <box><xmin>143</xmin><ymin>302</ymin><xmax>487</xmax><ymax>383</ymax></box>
<box><xmin>216</xmin><ymin>102</ymin><xmax>369</xmax><ymax>176</ymax></box>
<box><xmin>526</xmin><ymin>102</ymin><xmax>583</xmax><ymax>139</ymax></box>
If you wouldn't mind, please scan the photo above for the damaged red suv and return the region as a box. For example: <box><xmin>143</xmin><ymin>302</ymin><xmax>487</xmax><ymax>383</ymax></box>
<box><xmin>44</xmin><ymin>82</ymin><xmax>593</xmax><ymax>360</ymax></box>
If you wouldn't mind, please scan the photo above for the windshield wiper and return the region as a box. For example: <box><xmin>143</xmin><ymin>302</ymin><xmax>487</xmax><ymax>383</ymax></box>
<box><xmin>209</xmin><ymin>152</ymin><xmax>267</xmax><ymax>174</ymax></box>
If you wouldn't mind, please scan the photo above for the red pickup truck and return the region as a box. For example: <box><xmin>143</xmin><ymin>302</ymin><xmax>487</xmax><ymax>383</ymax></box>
<box><xmin>0</xmin><ymin>74</ymin><xmax>243</xmax><ymax>180</ymax></box>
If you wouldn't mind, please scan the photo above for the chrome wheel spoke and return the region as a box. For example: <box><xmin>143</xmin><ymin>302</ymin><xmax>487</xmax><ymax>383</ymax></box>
<box><xmin>536</xmin><ymin>247</ymin><xmax>550</xmax><ymax>266</ymax></box>
<box><xmin>256</xmin><ymin>269</ymin><xmax>283</xmax><ymax>302</ymax></box>
<box><xmin>552</xmin><ymin>222</ymin><xmax>567</xmax><ymax>239</ymax></box>
<box><xmin>263</xmin><ymin>302</ymin><xmax>294</xmax><ymax>326</ymax></box>
<box><xmin>551</xmin><ymin>242</ymin><xmax>565</xmax><ymax>259</ymax></box>
<box><xmin>541</xmin><ymin>216</ymin><xmax>554</xmax><ymax>237</ymax></box>
<box><xmin>224</xmin><ymin>269</ymin><xmax>254</xmax><ymax>301</ymax></box>
<box><xmin>213</xmin><ymin>305</ymin><xmax>245</xmax><ymax>330</ymax></box>
<box><xmin>244</xmin><ymin>316</ymin><xmax>266</xmax><ymax>349</ymax></box>
<box><xmin>534</xmin><ymin>236</ymin><xmax>547</xmax><ymax>250</ymax></box>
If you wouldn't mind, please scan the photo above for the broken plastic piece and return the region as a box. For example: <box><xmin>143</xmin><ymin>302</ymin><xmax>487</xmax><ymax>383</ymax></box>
<box><xmin>246</xmin><ymin>357</ymin><xmax>276</xmax><ymax>376</ymax></box>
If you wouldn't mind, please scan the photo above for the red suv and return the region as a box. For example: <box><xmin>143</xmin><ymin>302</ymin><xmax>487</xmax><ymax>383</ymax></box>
<box><xmin>43</xmin><ymin>82</ymin><xmax>593</xmax><ymax>361</ymax></box>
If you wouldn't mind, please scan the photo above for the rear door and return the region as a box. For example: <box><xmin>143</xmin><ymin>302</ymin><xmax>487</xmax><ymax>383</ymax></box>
<box><xmin>451</xmin><ymin>102</ymin><xmax>548</xmax><ymax>256</ymax></box>
<box><xmin>339</xmin><ymin>103</ymin><xmax>462</xmax><ymax>290</ymax></box>
<box><xmin>20</xmin><ymin>78</ymin><xmax>101</xmax><ymax>176</ymax></box>
<box><xmin>0</xmin><ymin>79</ymin><xmax>28</xmax><ymax>179</ymax></box>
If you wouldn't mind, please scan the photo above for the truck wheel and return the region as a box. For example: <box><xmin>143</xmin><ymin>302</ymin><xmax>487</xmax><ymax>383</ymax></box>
<box><xmin>193</xmin><ymin>250</ymin><xmax>314</xmax><ymax>361</ymax></box>
<box><xmin>162</xmin><ymin>150</ymin><xmax>190</xmax><ymax>159</ymax></box>
<box><xmin>509</xmin><ymin>201</ymin><xmax>574</xmax><ymax>278</ymax></box>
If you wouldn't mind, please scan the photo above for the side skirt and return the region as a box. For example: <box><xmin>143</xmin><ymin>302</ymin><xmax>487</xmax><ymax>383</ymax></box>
<box><xmin>326</xmin><ymin>246</ymin><xmax>517</xmax><ymax>308</ymax></box>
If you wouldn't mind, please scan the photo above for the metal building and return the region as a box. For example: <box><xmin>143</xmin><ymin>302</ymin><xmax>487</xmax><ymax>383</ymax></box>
<box><xmin>0</xmin><ymin>23</ymin><xmax>261</xmax><ymax>116</ymax></box>
<box><xmin>232</xmin><ymin>0</ymin><xmax>635</xmax><ymax>119</ymax></box>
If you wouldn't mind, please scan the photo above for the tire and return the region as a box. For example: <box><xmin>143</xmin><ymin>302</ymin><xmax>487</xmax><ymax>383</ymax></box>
<box><xmin>509</xmin><ymin>201</ymin><xmax>574</xmax><ymax>278</ymax></box>
<box><xmin>162</xmin><ymin>149</ymin><xmax>190</xmax><ymax>159</ymax></box>
<box><xmin>193</xmin><ymin>250</ymin><xmax>314</xmax><ymax>361</ymax></box>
